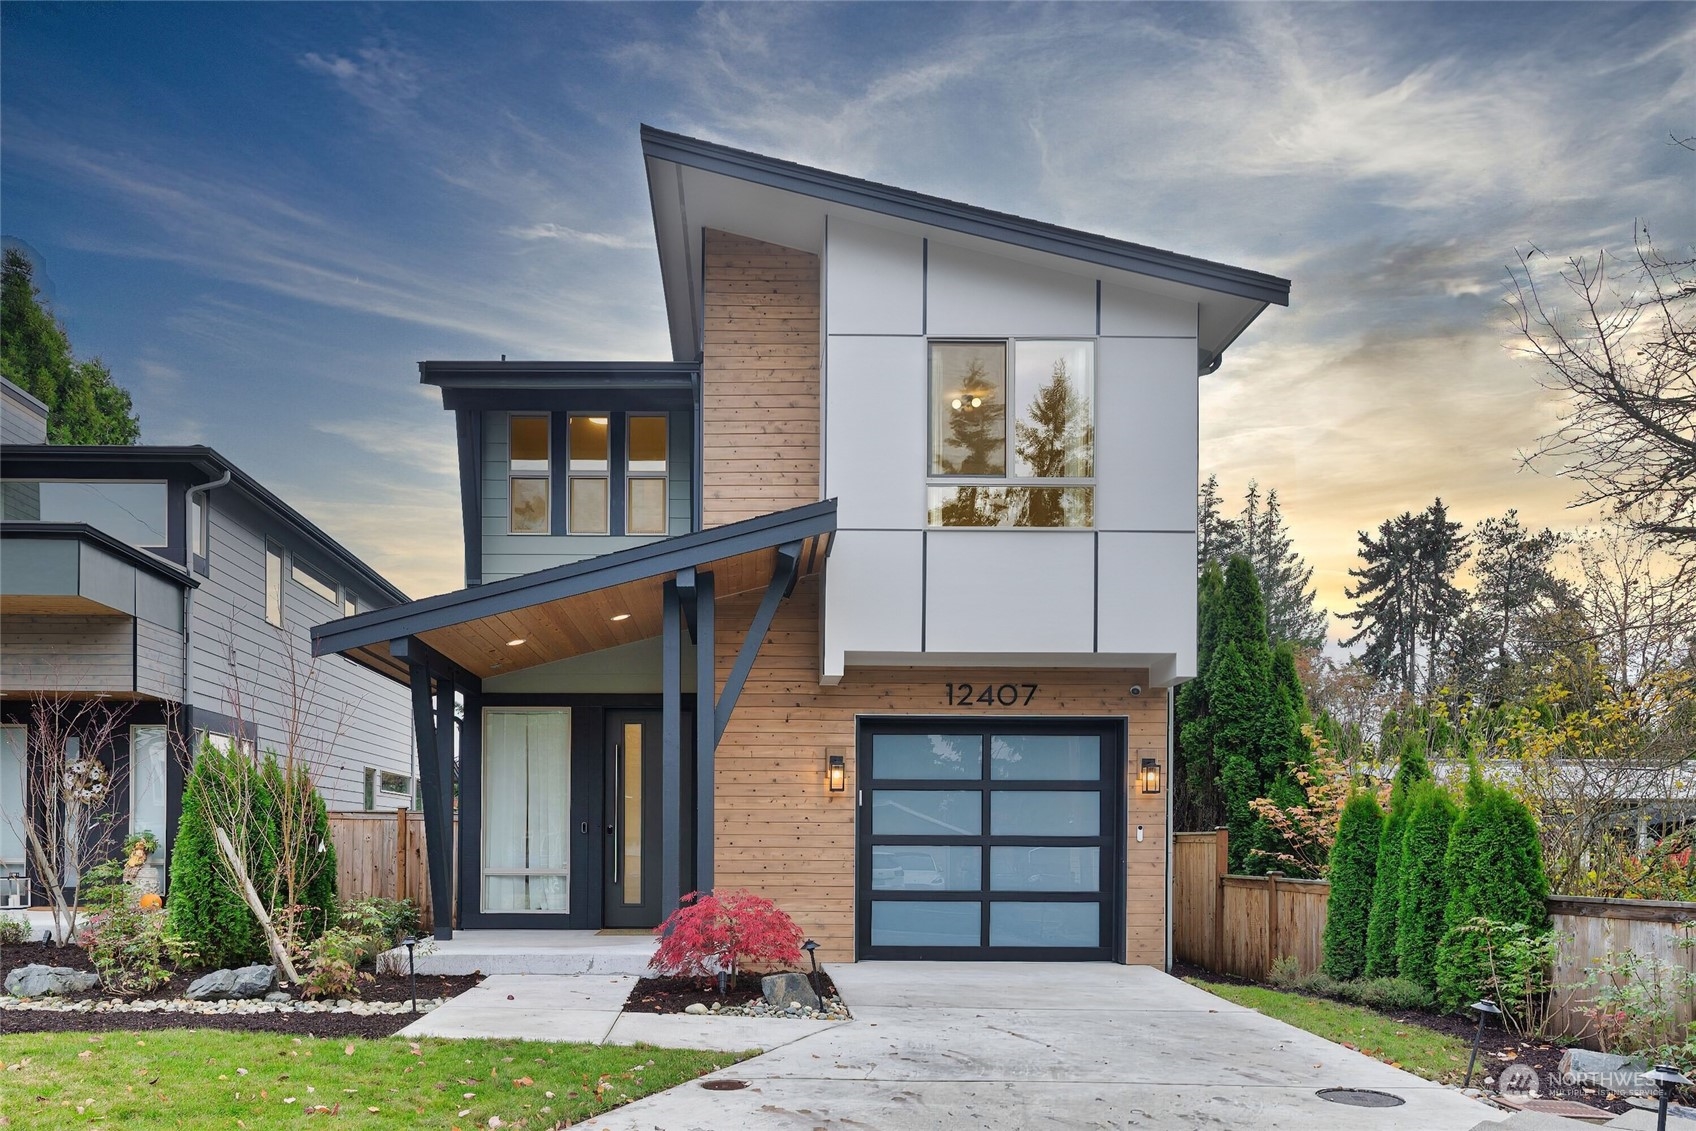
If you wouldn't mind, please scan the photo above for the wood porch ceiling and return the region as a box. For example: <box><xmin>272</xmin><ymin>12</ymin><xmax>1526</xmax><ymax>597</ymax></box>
<box><xmin>341</xmin><ymin>534</ymin><xmax>828</xmax><ymax>683</ymax></box>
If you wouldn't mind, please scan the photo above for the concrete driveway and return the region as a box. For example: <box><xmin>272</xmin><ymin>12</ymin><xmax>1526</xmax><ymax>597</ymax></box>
<box><xmin>579</xmin><ymin>962</ymin><xmax>1503</xmax><ymax>1130</ymax></box>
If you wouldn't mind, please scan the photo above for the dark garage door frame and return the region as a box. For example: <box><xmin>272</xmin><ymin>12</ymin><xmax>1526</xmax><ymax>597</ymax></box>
<box><xmin>854</xmin><ymin>716</ymin><xmax>1127</xmax><ymax>962</ymax></box>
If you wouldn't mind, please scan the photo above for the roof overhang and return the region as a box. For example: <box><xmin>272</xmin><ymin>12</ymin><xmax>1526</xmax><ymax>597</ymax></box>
<box><xmin>312</xmin><ymin>499</ymin><xmax>837</xmax><ymax>683</ymax></box>
<box><xmin>641</xmin><ymin>125</ymin><xmax>1290</xmax><ymax>369</ymax></box>
<box><xmin>418</xmin><ymin>360</ymin><xmax>700</xmax><ymax>412</ymax></box>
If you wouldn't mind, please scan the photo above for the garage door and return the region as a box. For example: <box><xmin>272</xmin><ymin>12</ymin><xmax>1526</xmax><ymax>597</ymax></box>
<box><xmin>855</xmin><ymin>720</ymin><xmax>1121</xmax><ymax>960</ymax></box>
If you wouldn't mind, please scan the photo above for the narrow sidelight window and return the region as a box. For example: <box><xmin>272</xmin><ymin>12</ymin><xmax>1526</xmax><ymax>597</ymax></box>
<box><xmin>625</xmin><ymin>415</ymin><xmax>668</xmax><ymax>535</ymax></box>
<box><xmin>191</xmin><ymin>493</ymin><xmax>208</xmax><ymax>561</ymax></box>
<box><xmin>567</xmin><ymin>414</ymin><xmax>610</xmax><ymax>534</ymax></box>
<box><xmin>265</xmin><ymin>541</ymin><xmax>284</xmax><ymax>626</ymax></box>
<box><xmin>508</xmin><ymin>414</ymin><xmax>551</xmax><ymax>534</ymax></box>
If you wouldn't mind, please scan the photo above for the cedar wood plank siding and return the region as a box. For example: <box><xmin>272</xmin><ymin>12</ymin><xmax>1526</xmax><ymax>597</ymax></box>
<box><xmin>700</xmin><ymin>229</ymin><xmax>821</xmax><ymax>528</ymax></box>
<box><xmin>713</xmin><ymin>578</ymin><xmax>1168</xmax><ymax>966</ymax></box>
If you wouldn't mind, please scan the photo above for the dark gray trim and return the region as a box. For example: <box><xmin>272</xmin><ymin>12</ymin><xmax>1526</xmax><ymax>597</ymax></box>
<box><xmin>920</xmin><ymin>530</ymin><xmax>928</xmax><ymax>652</ymax></box>
<box><xmin>660</xmin><ymin>578</ymin><xmax>683</xmax><ymax>921</ymax></box>
<box><xmin>641</xmin><ymin>126</ymin><xmax>1291</xmax><ymax>307</ymax></box>
<box><xmin>455</xmin><ymin>410</ymin><xmax>483</xmax><ymax>586</ymax></box>
<box><xmin>713</xmin><ymin>542</ymin><xmax>801</xmax><ymax>745</ymax></box>
<box><xmin>691</xmin><ymin>371</ymin><xmax>704</xmax><ymax>532</ymax></box>
<box><xmin>396</xmin><ymin>636</ymin><xmax>457</xmax><ymax>941</ymax></box>
<box><xmin>1095</xmin><ymin>280</ymin><xmax>1102</xmax><ymax>336</ymax></box>
<box><xmin>1</xmin><ymin>444</ymin><xmax>408</xmax><ymax>605</ymax></box>
<box><xmin>421</xmin><ymin>360</ymin><xmax>699</xmax><ymax>388</ymax></box>
<box><xmin>0</xmin><ymin>522</ymin><xmax>198</xmax><ymax>589</ymax></box>
<box><xmin>313</xmin><ymin>499</ymin><xmax>837</xmax><ymax>658</ymax></box>
<box><xmin>693</xmin><ymin>570</ymin><xmax>716</xmax><ymax>891</ymax></box>
<box><xmin>1092</xmin><ymin>531</ymin><xmax>1100</xmax><ymax>653</ymax></box>
<box><xmin>921</xmin><ymin>237</ymin><xmax>928</xmax><ymax>335</ymax></box>
<box><xmin>548</xmin><ymin>411</ymin><xmax>569</xmax><ymax>536</ymax></box>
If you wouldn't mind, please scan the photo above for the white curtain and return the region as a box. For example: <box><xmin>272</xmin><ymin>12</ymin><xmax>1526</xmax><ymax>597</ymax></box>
<box><xmin>0</xmin><ymin>726</ymin><xmax>24</xmax><ymax>871</ymax></box>
<box><xmin>482</xmin><ymin>711</ymin><xmax>570</xmax><ymax>913</ymax></box>
<box><xmin>130</xmin><ymin>727</ymin><xmax>168</xmax><ymax>880</ymax></box>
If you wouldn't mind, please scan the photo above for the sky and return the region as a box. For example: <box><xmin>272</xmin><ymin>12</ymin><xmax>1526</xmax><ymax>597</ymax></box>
<box><xmin>2</xmin><ymin>2</ymin><xmax>1691</xmax><ymax>631</ymax></box>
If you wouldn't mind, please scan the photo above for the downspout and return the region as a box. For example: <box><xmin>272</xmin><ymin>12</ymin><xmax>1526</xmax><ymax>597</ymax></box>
<box><xmin>181</xmin><ymin>470</ymin><xmax>232</xmax><ymax>707</ymax></box>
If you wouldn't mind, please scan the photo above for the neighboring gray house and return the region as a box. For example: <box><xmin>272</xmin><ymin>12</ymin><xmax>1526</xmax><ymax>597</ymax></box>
<box><xmin>0</xmin><ymin>376</ymin><xmax>416</xmax><ymax>902</ymax></box>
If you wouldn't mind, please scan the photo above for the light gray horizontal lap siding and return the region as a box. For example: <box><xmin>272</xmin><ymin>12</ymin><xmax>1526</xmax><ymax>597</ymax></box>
<box><xmin>187</xmin><ymin>490</ymin><xmax>415</xmax><ymax>811</ymax></box>
<box><xmin>1</xmin><ymin>387</ymin><xmax>49</xmax><ymax>444</ymax></box>
<box><xmin>0</xmin><ymin>614</ymin><xmax>134</xmax><ymax>694</ymax></box>
<box><xmin>135</xmin><ymin>618</ymin><xmax>185</xmax><ymax>700</ymax></box>
<box><xmin>480</xmin><ymin>409</ymin><xmax>692</xmax><ymax>583</ymax></box>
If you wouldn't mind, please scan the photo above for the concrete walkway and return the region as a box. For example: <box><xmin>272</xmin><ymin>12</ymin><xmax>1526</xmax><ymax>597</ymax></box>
<box><xmin>574</xmin><ymin>962</ymin><xmax>1506</xmax><ymax>1130</ymax></box>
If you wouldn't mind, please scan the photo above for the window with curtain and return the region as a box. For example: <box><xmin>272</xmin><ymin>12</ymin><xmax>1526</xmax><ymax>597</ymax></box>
<box><xmin>0</xmin><ymin>725</ymin><xmax>25</xmax><ymax>873</ymax></box>
<box><xmin>509</xmin><ymin>414</ymin><xmax>551</xmax><ymax>534</ymax></box>
<box><xmin>626</xmin><ymin>415</ymin><xmax>669</xmax><ymax>535</ymax></box>
<box><xmin>567</xmin><ymin>414</ymin><xmax>610</xmax><ymax>534</ymax></box>
<box><xmin>130</xmin><ymin>726</ymin><xmax>168</xmax><ymax>886</ymax></box>
<box><xmin>482</xmin><ymin>710</ymin><xmax>570</xmax><ymax>913</ymax></box>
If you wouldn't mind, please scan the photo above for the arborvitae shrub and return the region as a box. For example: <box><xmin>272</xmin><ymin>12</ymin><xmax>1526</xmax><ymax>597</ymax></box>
<box><xmin>257</xmin><ymin>753</ymin><xmax>338</xmax><ymax>946</ymax></box>
<box><xmin>1434</xmin><ymin>771</ymin><xmax>1550</xmax><ymax>1009</ymax></box>
<box><xmin>1394</xmin><ymin>780</ymin><xmax>1459</xmax><ymax>988</ymax></box>
<box><xmin>1321</xmin><ymin>791</ymin><xmax>1382</xmax><ymax>980</ymax></box>
<box><xmin>1363</xmin><ymin>738</ymin><xmax>1433</xmax><ymax>978</ymax></box>
<box><xmin>167</xmin><ymin>743</ymin><xmax>266</xmax><ymax>967</ymax></box>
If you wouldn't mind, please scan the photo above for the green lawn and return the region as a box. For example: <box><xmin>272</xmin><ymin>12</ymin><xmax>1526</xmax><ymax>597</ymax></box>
<box><xmin>1187</xmin><ymin>978</ymin><xmax>1474</xmax><ymax>1084</ymax></box>
<box><xmin>0</xmin><ymin>1029</ymin><xmax>750</xmax><ymax>1129</ymax></box>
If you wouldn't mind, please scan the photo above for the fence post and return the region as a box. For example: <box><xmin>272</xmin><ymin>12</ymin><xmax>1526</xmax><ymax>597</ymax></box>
<box><xmin>395</xmin><ymin>807</ymin><xmax>409</xmax><ymax>903</ymax></box>
<box><xmin>1213</xmin><ymin>827</ymin><xmax>1228</xmax><ymax>972</ymax></box>
<box><xmin>1266</xmin><ymin>872</ymin><xmax>1282</xmax><ymax>980</ymax></box>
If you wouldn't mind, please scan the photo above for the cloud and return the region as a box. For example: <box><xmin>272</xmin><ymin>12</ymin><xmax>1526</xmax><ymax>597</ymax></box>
<box><xmin>313</xmin><ymin>419</ymin><xmax>458</xmax><ymax>480</ymax></box>
<box><xmin>504</xmin><ymin>222</ymin><xmax>649</xmax><ymax>250</ymax></box>
<box><xmin>299</xmin><ymin>45</ymin><xmax>422</xmax><ymax>116</ymax></box>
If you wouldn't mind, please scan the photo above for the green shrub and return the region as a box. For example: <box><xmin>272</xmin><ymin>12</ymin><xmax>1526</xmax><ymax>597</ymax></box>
<box><xmin>1321</xmin><ymin>791</ymin><xmax>1382</xmax><ymax>980</ymax></box>
<box><xmin>339</xmin><ymin>897</ymin><xmax>420</xmax><ymax>949</ymax></box>
<box><xmin>1349</xmin><ymin>976</ymin><xmax>1436</xmax><ymax>1012</ymax></box>
<box><xmin>1434</xmin><ymin>770</ymin><xmax>1550</xmax><ymax>1010</ymax></box>
<box><xmin>300</xmin><ymin>926</ymin><xmax>378</xmax><ymax>999</ymax></box>
<box><xmin>167</xmin><ymin>742</ymin><xmax>268</xmax><ymax>967</ymax></box>
<box><xmin>1364</xmin><ymin>738</ymin><xmax>1430</xmax><ymax>979</ymax></box>
<box><xmin>1395</xmin><ymin>780</ymin><xmax>1459</xmax><ymax>988</ymax></box>
<box><xmin>257</xmin><ymin>754</ymin><xmax>337</xmax><ymax>946</ymax></box>
<box><xmin>0</xmin><ymin>913</ymin><xmax>28</xmax><ymax>946</ymax></box>
<box><xmin>77</xmin><ymin>857</ymin><xmax>194</xmax><ymax>994</ymax></box>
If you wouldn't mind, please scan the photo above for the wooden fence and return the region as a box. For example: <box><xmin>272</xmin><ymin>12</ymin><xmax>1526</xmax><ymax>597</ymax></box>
<box><xmin>327</xmin><ymin>809</ymin><xmax>456</xmax><ymax>932</ymax></box>
<box><xmin>1174</xmin><ymin>827</ymin><xmax>1696</xmax><ymax>1047</ymax></box>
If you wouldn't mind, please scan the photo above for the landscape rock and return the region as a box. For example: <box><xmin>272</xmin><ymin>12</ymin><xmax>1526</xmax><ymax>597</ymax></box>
<box><xmin>3</xmin><ymin>964</ymin><xmax>99</xmax><ymax>998</ymax></box>
<box><xmin>1557</xmin><ymin>1048</ymin><xmax>1654</xmax><ymax>1095</ymax></box>
<box><xmin>264</xmin><ymin>991</ymin><xmax>292</xmax><ymax>1003</ymax></box>
<box><xmin>186</xmin><ymin>964</ymin><xmax>277</xmax><ymax>1001</ymax></box>
<box><xmin>683</xmin><ymin>1002</ymin><xmax>709</xmax><ymax>1015</ymax></box>
<box><xmin>761</xmin><ymin>972</ymin><xmax>821</xmax><ymax>1012</ymax></box>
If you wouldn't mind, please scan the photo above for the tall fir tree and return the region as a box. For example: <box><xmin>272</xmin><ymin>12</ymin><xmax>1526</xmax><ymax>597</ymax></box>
<box><xmin>1250</xmin><ymin>642</ymin><xmax>1315</xmax><ymax>869</ymax></box>
<box><xmin>1</xmin><ymin>247</ymin><xmax>139</xmax><ymax>444</ymax></box>
<box><xmin>1211</xmin><ymin>557</ymin><xmax>1276</xmax><ymax>869</ymax></box>
<box><xmin>1341</xmin><ymin>500</ymin><xmax>1470</xmax><ymax>699</ymax></box>
<box><xmin>1196</xmin><ymin>478</ymin><xmax>1328</xmax><ymax>648</ymax></box>
<box><xmin>1321</xmin><ymin>791</ymin><xmax>1383</xmax><ymax>980</ymax></box>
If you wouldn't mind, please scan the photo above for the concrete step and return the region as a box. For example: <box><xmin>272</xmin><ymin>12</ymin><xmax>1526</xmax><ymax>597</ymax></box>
<box><xmin>377</xmin><ymin>931</ymin><xmax>657</xmax><ymax>977</ymax></box>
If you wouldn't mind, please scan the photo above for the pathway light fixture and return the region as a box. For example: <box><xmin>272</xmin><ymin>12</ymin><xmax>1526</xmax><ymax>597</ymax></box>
<box><xmin>1641</xmin><ymin>1063</ymin><xmax>1691</xmax><ymax>1131</ymax></box>
<box><xmin>1463</xmin><ymin>999</ymin><xmax>1502</xmax><ymax>1090</ymax></box>
<box><xmin>402</xmin><ymin>936</ymin><xmax>418</xmax><ymax>1014</ymax></box>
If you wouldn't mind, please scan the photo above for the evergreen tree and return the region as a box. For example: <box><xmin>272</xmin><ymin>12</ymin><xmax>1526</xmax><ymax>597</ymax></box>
<box><xmin>1321</xmin><ymin>791</ymin><xmax>1383</xmax><ymax>981</ymax></box>
<box><xmin>1341</xmin><ymin>500</ymin><xmax>1470</xmax><ymax>699</ymax></box>
<box><xmin>167</xmin><ymin>744</ymin><xmax>267</xmax><ymax>967</ymax></box>
<box><xmin>1196</xmin><ymin>478</ymin><xmax>1328</xmax><ymax>648</ymax></box>
<box><xmin>1197</xmin><ymin>474</ymin><xmax>1238</xmax><ymax>569</ymax></box>
<box><xmin>1012</xmin><ymin>359</ymin><xmax>1093</xmax><ymax>527</ymax></box>
<box><xmin>1395</xmin><ymin>780</ymin><xmax>1459</xmax><ymax>988</ymax></box>
<box><xmin>1250</xmin><ymin>642</ymin><xmax>1313</xmax><ymax>868</ymax></box>
<box><xmin>1434</xmin><ymin>768</ymin><xmax>1550</xmax><ymax>1009</ymax></box>
<box><xmin>1468</xmin><ymin>511</ymin><xmax>1569</xmax><ymax>699</ymax></box>
<box><xmin>1363</xmin><ymin>737</ymin><xmax>1432</xmax><ymax>977</ymax></box>
<box><xmin>1175</xmin><ymin>561</ymin><xmax>1226</xmax><ymax>831</ymax></box>
<box><xmin>1</xmin><ymin>247</ymin><xmax>139</xmax><ymax>444</ymax></box>
<box><xmin>1212</xmin><ymin>558</ymin><xmax>1275</xmax><ymax>869</ymax></box>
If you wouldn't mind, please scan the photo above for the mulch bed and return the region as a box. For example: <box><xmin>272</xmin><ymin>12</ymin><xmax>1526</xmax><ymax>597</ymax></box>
<box><xmin>1</xmin><ymin>940</ymin><xmax>481</xmax><ymax>1039</ymax></box>
<box><xmin>623</xmin><ymin>971</ymin><xmax>841</xmax><ymax>1014</ymax></box>
<box><xmin>1170</xmin><ymin>960</ymin><xmax>1634</xmax><ymax>1115</ymax></box>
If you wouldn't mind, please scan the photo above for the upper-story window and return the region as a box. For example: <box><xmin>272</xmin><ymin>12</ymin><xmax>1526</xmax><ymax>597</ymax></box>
<box><xmin>626</xmin><ymin>415</ymin><xmax>668</xmax><ymax>535</ymax></box>
<box><xmin>264</xmin><ymin>540</ymin><xmax>284</xmax><ymax>626</ymax></box>
<box><xmin>190</xmin><ymin>493</ymin><xmax>209</xmax><ymax>563</ymax></box>
<box><xmin>343</xmin><ymin>592</ymin><xmax>358</xmax><ymax>618</ymax></box>
<box><xmin>508</xmin><ymin>414</ymin><xmax>551</xmax><ymax>534</ymax></box>
<box><xmin>0</xmin><ymin>479</ymin><xmax>170</xmax><ymax>547</ymax></box>
<box><xmin>567</xmin><ymin>414</ymin><xmax>610</xmax><ymax>534</ymax></box>
<box><xmin>927</xmin><ymin>340</ymin><xmax>1095</xmax><ymax>528</ymax></box>
<box><xmin>291</xmin><ymin>556</ymin><xmax>338</xmax><ymax>605</ymax></box>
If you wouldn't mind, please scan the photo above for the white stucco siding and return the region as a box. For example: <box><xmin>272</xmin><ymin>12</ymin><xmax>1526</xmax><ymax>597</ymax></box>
<box><xmin>925</xmin><ymin>241</ymin><xmax>1096</xmax><ymax>337</ymax></box>
<box><xmin>1096</xmin><ymin>531</ymin><xmax>1197</xmax><ymax>684</ymax></box>
<box><xmin>823</xmin><ymin>335</ymin><xmax>927</xmax><ymax>529</ymax></box>
<box><xmin>1094</xmin><ymin>336</ymin><xmax>1200</xmax><ymax>534</ymax></box>
<box><xmin>821</xmin><ymin>529</ymin><xmax>924</xmax><ymax>680</ymax></box>
<box><xmin>925</xmin><ymin>530</ymin><xmax>1095</xmax><ymax>653</ymax></box>
<box><xmin>1100</xmin><ymin>280</ymin><xmax>1199</xmax><ymax>337</ymax></box>
<box><xmin>824</xmin><ymin>217</ymin><xmax>924</xmax><ymax>336</ymax></box>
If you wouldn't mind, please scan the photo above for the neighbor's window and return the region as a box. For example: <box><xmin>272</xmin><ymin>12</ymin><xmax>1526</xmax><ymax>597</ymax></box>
<box><xmin>264</xmin><ymin>541</ymin><xmax>284</xmax><ymax>626</ymax></box>
<box><xmin>567</xmin><ymin>414</ymin><xmax>610</xmax><ymax>535</ymax></box>
<box><xmin>508</xmin><ymin>414</ymin><xmax>551</xmax><ymax>534</ymax></box>
<box><xmin>191</xmin><ymin>493</ymin><xmax>208</xmax><ymax>561</ymax></box>
<box><xmin>0</xmin><ymin>479</ymin><xmax>170</xmax><ymax>547</ymax></box>
<box><xmin>927</xmin><ymin>339</ymin><xmax>1094</xmax><ymax>528</ymax></box>
<box><xmin>626</xmin><ymin>415</ymin><xmax>668</xmax><ymax>535</ymax></box>
<box><xmin>291</xmin><ymin>557</ymin><xmax>338</xmax><ymax>605</ymax></box>
<box><xmin>343</xmin><ymin>592</ymin><xmax>358</xmax><ymax>618</ymax></box>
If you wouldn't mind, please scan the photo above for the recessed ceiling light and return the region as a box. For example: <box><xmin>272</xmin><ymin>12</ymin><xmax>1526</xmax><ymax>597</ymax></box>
<box><xmin>611</xmin><ymin>613</ymin><xmax>632</xmax><ymax>622</ymax></box>
<box><xmin>506</xmin><ymin>638</ymin><xmax>526</xmax><ymax>647</ymax></box>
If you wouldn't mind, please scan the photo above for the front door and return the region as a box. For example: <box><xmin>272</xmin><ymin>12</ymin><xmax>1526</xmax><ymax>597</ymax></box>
<box><xmin>603</xmin><ymin>710</ymin><xmax>663</xmax><ymax>927</ymax></box>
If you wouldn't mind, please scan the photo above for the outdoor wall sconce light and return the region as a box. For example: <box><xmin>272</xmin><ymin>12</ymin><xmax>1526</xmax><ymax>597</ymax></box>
<box><xmin>827</xmin><ymin>753</ymin><xmax>846</xmax><ymax>792</ymax></box>
<box><xmin>1463</xmin><ymin>999</ymin><xmax>1502</xmax><ymax>1089</ymax></box>
<box><xmin>1642</xmin><ymin>1063</ymin><xmax>1691</xmax><ymax>1131</ymax></box>
<box><xmin>1139</xmin><ymin>758</ymin><xmax>1162</xmax><ymax>795</ymax></box>
<box><xmin>402</xmin><ymin>936</ymin><xmax>418</xmax><ymax>1014</ymax></box>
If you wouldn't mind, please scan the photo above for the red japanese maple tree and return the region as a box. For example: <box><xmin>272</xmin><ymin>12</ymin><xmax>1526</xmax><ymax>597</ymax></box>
<box><xmin>650</xmin><ymin>888</ymin><xmax>805</xmax><ymax>977</ymax></box>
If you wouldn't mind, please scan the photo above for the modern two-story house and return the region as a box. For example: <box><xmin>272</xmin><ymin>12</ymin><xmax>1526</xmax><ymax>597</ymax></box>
<box><xmin>312</xmin><ymin>127</ymin><xmax>1289</xmax><ymax>965</ymax></box>
<box><xmin>1</xmin><ymin>377</ymin><xmax>418</xmax><ymax>904</ymax></box>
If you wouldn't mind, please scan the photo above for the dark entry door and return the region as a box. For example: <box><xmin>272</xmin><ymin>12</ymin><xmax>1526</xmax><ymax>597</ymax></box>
<box><xmin>603</xmin><ymin>710</ymin><xmax>663</xmax><ymax>927</ymax></box>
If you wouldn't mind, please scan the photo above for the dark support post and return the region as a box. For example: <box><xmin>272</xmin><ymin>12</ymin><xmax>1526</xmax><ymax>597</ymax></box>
<box><xmin>434</xmin><ymin>667</ymin><xmax>457</xmax><ymax>934</ymax></box>
<box><xmin>401</xmin><ymin>643</ymin><xmax>453</xmax><ymax>941</ymax></box>
<box><xmin>715</xmin><ymin>541</ymin><xmax>802</xmax><ymax>744</ymax></box>
<box><xmin>693</xmin><ymin>570</ymin><xmax>716</xmax><ymax>892</ymax></box>
<box><xmin>661</xmin><ymin>578</ymin><xmax>683</xmax><ymax>920</ymax></box>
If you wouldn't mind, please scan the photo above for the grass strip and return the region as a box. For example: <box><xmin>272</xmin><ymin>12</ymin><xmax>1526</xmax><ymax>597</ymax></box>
<box><xmin>1187</xmin><ymin>977</ymin><xmax>1473</xmax><ymax>1084</ymax></box>
<box><xmin>0</xmin><ymin>1028</ymin><xmax>750</xmax><ymax>1128</ymax></box>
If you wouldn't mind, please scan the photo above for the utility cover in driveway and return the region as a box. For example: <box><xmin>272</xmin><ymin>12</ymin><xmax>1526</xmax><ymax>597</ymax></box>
<box><xmin>856</xmin><ymin>720</ymin><xmax>1121</xmax><ymax>960</ymax></box>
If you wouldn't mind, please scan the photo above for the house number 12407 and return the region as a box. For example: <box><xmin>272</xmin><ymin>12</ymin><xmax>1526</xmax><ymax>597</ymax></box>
<box><xmin>945</xmin><ymin>683</ymin><xmax>1038</xmax><ymax>707</ymax></box>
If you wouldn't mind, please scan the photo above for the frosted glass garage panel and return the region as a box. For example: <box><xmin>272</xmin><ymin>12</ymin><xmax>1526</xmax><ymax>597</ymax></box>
<box><xmin>926</xmin><ymin>242</ymin><xmax>1095</xmax><ymax>337</ymax></box>
<box><xmin>1093</xmin><ymin>337</ymin><xmax>1198</xmax><ymax>532</ymax></box>
<box><xmin>871</xmin><ymin>845</ymin><xmax>982</xmax><ymax>891</ymax></box>
<box><xmin>872</xmin><ymin>901</ymin><xmax>981</xmax><ymax>948</ymax></box>
<box><xmin>872</xmin><ymin>791</ymin><xmax>982</xmax><ymax>836</ymax></box>
<box><xmin>989</xmin><ymin>902</ymin><xmax>1099</xmax><ymax>948</ymax></box>
<box><xmin>825</xmin><ymin>218</ymin><xmax>924</xmax><ymax>335</ymax></box>
<box><xmin>925</xmin><ymin>530</ymin><xmax>1093</xmax><ymax>653</ymax></box>
<box><xmin>991</xmin><ymin>846</ymin><xmax>1101</xmax><ymax>892</ymax></box>
<box><xmin>872</xmin><ymin>733</ymin><xmax>982</xmax><ymax>779</ymax></box>
<box><xmin>990</xmin><ymin>735</ymin><xmax>1100</xmax><ymax>780</ymax></box>
<box><xmin>990</xmin><ymin>791</ymin><xmax>1100</xmax><ymax>837</ymax></box>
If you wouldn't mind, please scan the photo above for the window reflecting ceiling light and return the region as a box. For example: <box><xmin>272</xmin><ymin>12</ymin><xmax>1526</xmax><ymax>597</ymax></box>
<box><xmin>611</xmin><ymin>613</ymin><xmax>632</xmax><ymax>622</ymax></box>
<box><xmin>505</xmin><ymin>638</ymin><xmax>526</xmax><ymax>647</ymax></box>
